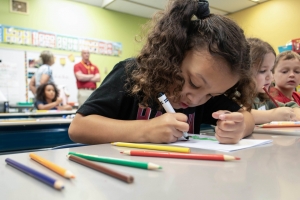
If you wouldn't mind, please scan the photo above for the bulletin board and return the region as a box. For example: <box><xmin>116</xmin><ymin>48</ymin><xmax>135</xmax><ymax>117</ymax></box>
<box><xmin>0</xmin><ymin>48</ymin><xmax>81</xmax><ymax>104</ymax></box>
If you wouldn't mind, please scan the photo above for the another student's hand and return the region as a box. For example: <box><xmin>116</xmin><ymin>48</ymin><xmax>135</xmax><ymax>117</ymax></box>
<box><xmin>56</xmin><ymin>97</ymin><xmax>63</xmax><ymax>105</ymax></box>
<box><xmin>146</xmin><ymin>113</ymin><xmax>189</xmax><ymax>143</ymax></box>
<box><xmin>212</xmin><ymin>110</ymin><xmax>244</xmax><ymax>144</ymax></box>
<box><xmin>271</xmin><ymin>107</ymin><xmax>297</xmax><ymax>121</ymax></box>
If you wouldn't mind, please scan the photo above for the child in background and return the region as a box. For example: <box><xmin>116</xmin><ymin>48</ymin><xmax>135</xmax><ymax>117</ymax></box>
<box><xmin>248</xmin><ymin>38</ymin><xmax>300</xmax><ymax>124</ymax></box>
<box><xmin>69</xmin><ymin>0</ymin><xmax>256</xmax><ymax>145</ymax></box>
<box><xmin>35</xmin><ymin>83</ymin><xmax>72</xmax><ymax>110</ymax></box>
<box><xmin>270</xmin><ymin>51</ymin><xmax>300</xmax><ymax>105</ymax></box>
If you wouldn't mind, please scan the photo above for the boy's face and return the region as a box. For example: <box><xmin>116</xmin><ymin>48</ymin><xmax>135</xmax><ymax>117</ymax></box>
<box><xmin>255</xmin><ymin>52</ymin><xmax>275</xmax><ymax>93</ymax></box>
<box><xmin>45</xmin><ymin>85</ymin><xmax>55</xmax><ymax>100</ymax></box>
<box><xmin>169</xmin><ymin>50</ymin><xmax>240</xmax><ymax>109</ymax></box>
<box><xmin>273</xmin><ymin>58</ymin><xmax>300</xmax><ymax>91</ymax></box>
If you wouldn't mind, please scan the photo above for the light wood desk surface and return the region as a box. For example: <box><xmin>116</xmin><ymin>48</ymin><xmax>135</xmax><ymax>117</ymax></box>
<box><xmin>0</xmin><ymin>133</ymin><xmax>299</xmax><ymax>200</ymax></box>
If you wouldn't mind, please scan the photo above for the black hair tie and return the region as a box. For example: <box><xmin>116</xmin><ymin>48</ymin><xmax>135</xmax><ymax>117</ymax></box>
<box><xmin>195</xmin><ymin>0</ymin><xmax>210</xmax><ymax>19</ymax></box>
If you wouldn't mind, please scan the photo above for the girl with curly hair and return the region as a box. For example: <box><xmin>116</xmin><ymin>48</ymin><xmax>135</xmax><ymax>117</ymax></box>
<box><xmin>69</xmin><ymin>0</ymin><xmax>256</xmax><ymax>144</ymax></box>
<box><xmin>248</xmin><ymin>38</ymin><xmax>300</xmax><ymax>124</ymax></box>
<box><xmin>35</xmin><ymin>83</ymin><xmax>72</xmax><ymax>110</ymax></box>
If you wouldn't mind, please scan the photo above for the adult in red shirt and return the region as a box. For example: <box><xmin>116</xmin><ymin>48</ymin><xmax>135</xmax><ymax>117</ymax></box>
<box><xmin>74</xmin><ymin>50</ymin><xmax>101</xmax><ymax>106</ymax></box>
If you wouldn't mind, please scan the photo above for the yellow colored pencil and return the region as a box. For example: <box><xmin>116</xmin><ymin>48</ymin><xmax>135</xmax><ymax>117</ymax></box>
<box><xmin>111</xmin><ymin>142</ymin><xmax>190</xmax><ymax>153</ymax></box>
<box><xmin>29</xmin><ymin>153</ymin><xmax>75</xmax><ymax>179</ymax></box>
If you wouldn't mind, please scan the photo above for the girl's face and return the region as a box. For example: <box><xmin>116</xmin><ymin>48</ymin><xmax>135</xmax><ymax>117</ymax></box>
<box><xmin>45</xmin><ymin>85</ymin><xmax>56</xmax><ymax>100</ymax></box>
<box><xmin>255</xmin><ymin>52</ymin><xmax>275</xmax><ymax>93</ymax></box>
<box><xmin>273</xmin><ymin>58</ymin><xmax>300</xmax><ymax>90</ymax></box>
<box><xmin>169</xmin><ymin>50</ymin><xmax>240</xmax><ymax>109</ymax></box>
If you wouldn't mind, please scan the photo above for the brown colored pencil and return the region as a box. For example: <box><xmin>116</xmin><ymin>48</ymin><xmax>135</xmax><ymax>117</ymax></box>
<box><xmin>68</xmin><ymin>155</ymin><xmax>134</xmax><ymax>183</ymax></box>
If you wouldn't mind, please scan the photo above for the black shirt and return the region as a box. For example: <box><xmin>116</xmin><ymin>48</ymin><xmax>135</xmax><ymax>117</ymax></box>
<box><xmin>77</xmin><ymin>59</ymin><xmax>241</xmax><ymax>134</ymax></box>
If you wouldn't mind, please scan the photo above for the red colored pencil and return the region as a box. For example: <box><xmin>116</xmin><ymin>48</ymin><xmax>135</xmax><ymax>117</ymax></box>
<box><xmin>263</xmin><ymin>86</ymin><xmax>279</xmax><ymax>107</ymax></box>
<box><xmin>121</xmin><ymin>150</ymin><xmax>240</xmax><ymax>161</ymax></box>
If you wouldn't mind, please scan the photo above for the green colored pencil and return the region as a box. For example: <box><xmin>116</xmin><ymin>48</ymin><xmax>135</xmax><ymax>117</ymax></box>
<box><xmin>68</xmin><ymin>152</ymin><xmax>162</xmax><ymax>170</ymax></box>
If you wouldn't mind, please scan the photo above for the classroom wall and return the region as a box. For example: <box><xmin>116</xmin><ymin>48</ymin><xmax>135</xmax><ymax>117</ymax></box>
<box><xmin>228</xmin><ymin>0</ymin><xmax>300</xmax><ymax>54</ymax></box>
<box><xmin>0</xmin><ymin>0</ymin><xmax>149</xmax><ymax>83</ymax></box>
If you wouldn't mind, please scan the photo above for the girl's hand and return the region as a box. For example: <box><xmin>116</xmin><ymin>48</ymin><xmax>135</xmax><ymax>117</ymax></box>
<box><xmin>212</xmin><ymin>110</ymin><xmax>245</xmax><ymax>144</ymax></box>
<box><xmin>56</xmin><ymin>97</ymin><xmax>63</xmax><ymax>105</ymax></box>
<box><xmin>271</xmin><ymin>107</ymin><xmax>296</xmax><ymax>121</ymax></box>
<box><xmin>145</xmin><ymin>113</ymin><xmax>189</xmax><ymax>143</ymax></box>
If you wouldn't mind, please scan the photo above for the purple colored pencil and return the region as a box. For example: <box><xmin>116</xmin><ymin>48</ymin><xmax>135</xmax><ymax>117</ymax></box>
<box><xmin>5</xmin><ymin>158</ymin><xmax>64</xmax><ymax>190</ymax></box>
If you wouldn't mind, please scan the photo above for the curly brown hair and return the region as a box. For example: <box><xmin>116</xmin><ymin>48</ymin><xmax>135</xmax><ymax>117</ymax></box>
<box><xmin>247</xmin><ymin>37</ymin><xmax>276</xmax><ymax>103</ymax></box>
<box><xmin>35</xmin><ymin>83</ymin><xmax>59</xmax><ymax>102</ymax></box>
<box><xmin>126</xmin><ymin>0</ymin><xmax>255</xmax><ymax>111</ymax></box>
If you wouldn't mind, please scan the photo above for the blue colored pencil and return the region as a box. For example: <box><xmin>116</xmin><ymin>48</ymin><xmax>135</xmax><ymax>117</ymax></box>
<box><xmin>5</xmin><ymin>158</ymin><xmax>64</xmax><ymax>190</ymax></box>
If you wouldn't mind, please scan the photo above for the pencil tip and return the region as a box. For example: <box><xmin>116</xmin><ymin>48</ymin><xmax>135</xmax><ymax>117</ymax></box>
<box><xmin>70</xmin><ymin>175</ymin><xmax>75</xmax><ymax>178</ymax></box>
<box><xmin>235</xmin><ymin>157</ymin><xmax>241</xmax><ymax>160</ymax></box>
<box><xmin>158</xmin><ymin>166</ymin><xmax>162</xmax><ymax>169</ymax></box>
<box><xmin>120</xmin><ymin>152</ymin><xmax>123</xmax><ymax>153</ymax></box>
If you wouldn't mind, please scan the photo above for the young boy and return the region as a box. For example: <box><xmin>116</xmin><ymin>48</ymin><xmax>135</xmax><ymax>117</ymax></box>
<box><xmin>270</xmin><ymin>51</ymin><xmax>300</xmax><ymax>105</ymax></box>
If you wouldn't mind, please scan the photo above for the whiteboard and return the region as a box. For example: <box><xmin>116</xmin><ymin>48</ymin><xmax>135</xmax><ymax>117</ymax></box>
<box><xmin>0</xmin><ymin>49</ymin><xmax>26</xmax><ymax>104</ymax></box>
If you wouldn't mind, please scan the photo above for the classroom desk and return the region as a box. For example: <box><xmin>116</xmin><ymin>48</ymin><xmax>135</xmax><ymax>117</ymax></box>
<box><xmin>9</xmin><ymin>104</ymin><xmax>34</xmax><ymax>112</ymax></box>
<box><xmin>0</xmin><ymin>109</ymin><xmax>77</xmax><ymax>119</ymax></box>
<box><xmin>0</xmin><ymin>118</ymin><xmax>74</xmax><ymax>153</ymax></box>
<box><xmin>0</xmin><ymin>133</ymin><xmax>299</xmax><ymax>200</ymax></box>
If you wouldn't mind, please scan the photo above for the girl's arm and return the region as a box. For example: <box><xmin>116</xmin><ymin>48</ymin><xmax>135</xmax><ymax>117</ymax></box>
<box><xmin>251</xmin><ymin>107</ymin><xmax>296</xmax><ymax>124</ymax></box>
<box><xmin>57</xmin><ymin>105</ymin><xmax>72</xmax><ymax>110</ymax></box>
<box><xmin>212</xmin><ymin>109</ymin><xmax>255</xmax><ymax>144</ymax></box>
<box><xmin>68</xmin><ymin>112</ymin><xmax>189</xmax><ymax>144</ymax></box>
<box><xmin>37</xmin><ymin>98</ymin><xmax>62</xmax><ymax>110</ymax></box>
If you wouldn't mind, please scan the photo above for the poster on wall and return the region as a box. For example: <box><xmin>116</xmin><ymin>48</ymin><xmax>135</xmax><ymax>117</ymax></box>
<box><xmin>0</xmin><ymin>25</ymin><xmax>122</xmax><ymax>56</ymax></box>
<box><xmin>27</xmin><ymin>52</ymin><xmax>81</xmax><ymax>104</ymax></box>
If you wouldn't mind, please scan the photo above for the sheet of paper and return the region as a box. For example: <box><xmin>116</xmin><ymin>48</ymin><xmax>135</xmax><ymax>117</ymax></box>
<box><xmin>171</xmin><ymin>134</ymin><xmax>272</xmax><ymax>152</ymax></box>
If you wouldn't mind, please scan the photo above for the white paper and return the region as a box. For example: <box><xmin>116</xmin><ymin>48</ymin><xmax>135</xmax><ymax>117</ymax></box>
<box><xmin>171</xmin><ymin>134</ymin><xmax>272</xmax><ymax>152</ymax></box>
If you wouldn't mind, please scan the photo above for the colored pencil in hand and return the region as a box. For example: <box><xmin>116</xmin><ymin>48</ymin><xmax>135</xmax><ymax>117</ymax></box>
<box><xmin>68</xmin><ymin>155</ymin><xmax>134</xmax><ymax>183</ymax></box>
<box><xmin>29</xmin><ymin>153</ymin><xmax>75</xmax><ymax>179</ymax></box>
<box><xmin>263</xmin><ymin>86</ymin><xmax>279</xmax><ymax>107</ymax></box>
<box><xmin>68</xmin><ymin>152</ymin><xmax>162</xmax><ymax>170</ymax></box>
<box><xmin>5</xmin><ymin>158</ymin><xmax>64</xmax><ymax>190</ymax></box>
<box><xmin>121</xmin><ymin>150</ymin><xmax>240</xmax><ymax>161</ymax></box>
<box><xmin>111</xmin><ymin>142</ymin><xmax>190</xmax><ymax>153</ymax></box>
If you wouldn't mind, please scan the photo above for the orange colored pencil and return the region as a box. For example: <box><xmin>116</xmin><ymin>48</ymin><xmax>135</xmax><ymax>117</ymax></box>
<box><xmin>29</xmin><ymin>153</ymin><xmax>75</xmax><ymax>179</ymax></box>
<box><xmin>121</xmin><ymin>150</ymin><xmax>240</xmax><ymax>161</ymax></box>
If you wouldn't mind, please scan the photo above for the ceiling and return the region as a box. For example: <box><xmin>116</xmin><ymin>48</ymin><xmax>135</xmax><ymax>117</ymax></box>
<box><xmin>70</xmin><ymin>0</ymin><xmax>269</xmax><ymax>18</ymax></box>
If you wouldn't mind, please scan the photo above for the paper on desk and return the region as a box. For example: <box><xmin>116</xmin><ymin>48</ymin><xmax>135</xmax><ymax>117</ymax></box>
<box><xmin>171</xmin><ymin>134</ymin><xmax>272</xmax><ymax>152</ymax></box>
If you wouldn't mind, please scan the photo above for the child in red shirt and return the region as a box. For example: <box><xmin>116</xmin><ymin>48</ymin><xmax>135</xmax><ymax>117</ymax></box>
<box><xmin>270</xmin><ymin>51</ymin><xmax>300</xmax><ymax>105</ymax></box>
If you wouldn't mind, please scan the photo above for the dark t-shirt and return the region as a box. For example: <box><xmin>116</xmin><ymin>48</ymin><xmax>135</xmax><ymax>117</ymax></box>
<box><xmin>35</xmin><ymin>100</ymin><xmax>57</xmax><ymax>110</ymax></box>
<box><xmin>77</xmin><ymin>59</ymin><xmax>241</xmax><ymax>134</ymax></box>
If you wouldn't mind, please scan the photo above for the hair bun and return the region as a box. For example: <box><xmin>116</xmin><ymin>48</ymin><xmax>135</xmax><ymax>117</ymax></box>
<box><xmin>195</xmin><ymin>0</ymin><xmax>210</xmax><ymax>19</ymax></box>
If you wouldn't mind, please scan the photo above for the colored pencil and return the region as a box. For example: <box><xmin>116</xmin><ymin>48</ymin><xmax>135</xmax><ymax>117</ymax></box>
<box><xmin>29</xmin><ymin>153</ymin><xmax>75</xmax><ymax>179</ymax></box>
<box><xmin>270</xmin><ymin>121</ymin><xmax>300</xmax><ymax>125</ymax></box>
<box><xmin>68</xmin><ymin>155</ymin><xmax>134</xmax><ymax>183</ymax></box>
<box><xmin>111</xmin><ymin>142</ymin><xmax>190</xmax><ymax>153</ymax></box>
<box><xmin>5</xmin><ymin>158</ymin><xmax>64</xmax><ymax>190</ymax></box>
<box><xmin>68</xmin><ymin>152</ymin><xmax>162</xmax><ymax>170</ymax></box>
<box><xmin>263</xmin><ymin>86</ymin><xmax>279</xmax><ymax>107</ymax></box>
<box><xmin>121</xmin><ymin>150</ymin><xmax>240</xmax><ymax>161</ymax></box>
<box><xmin>257</xmin><ymin>123</ymin><xmax>300</xmax><ymax>128</ymax></box>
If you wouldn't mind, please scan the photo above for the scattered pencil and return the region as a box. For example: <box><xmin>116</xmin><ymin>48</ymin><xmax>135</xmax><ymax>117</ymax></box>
<box><xmin>111</xmin><ymin>142</ymin><xmax>190</xmax><ymax>153</ymax></box>
<box><xmin>121</xmin><ymin>150</ymin><xmax>240</xmax><ymax>161</ymax></box>
<box><xmin>29</xmin><ymin>153</ymin><xmax>75</xmax><ymax>179</ymax></box>
<box><xmin>68</xmin><ymin>155</ymin><xmax>134</xmax><ymax>183</ymax></box>
<box><xmin>5</xmin><ymin>158</ymin><xmax>64</xmax><ymax>190</ymax></box>
<box><xmin>68</xmin><ymin>152</ymin><xmax>162</xmax><ymax>170</ymax></box>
